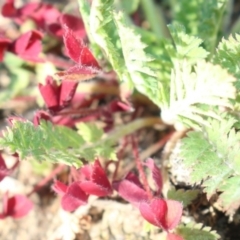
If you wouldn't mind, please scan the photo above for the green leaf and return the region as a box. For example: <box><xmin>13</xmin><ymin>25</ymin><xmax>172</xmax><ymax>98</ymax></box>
<box><xmin>31</xmin><ymin>160</ymin><xmax>52</xmax><ymax>175</ymax></box>
<box><xmin>180</xmin><ymin>117</ymin><xmax>240</xmax><ymax>211</ymax></box>
<box><xmin>218</xmin><ymin>176</ymin><xmax>240</xmax><ymax>208</ymax></box>
<box><xmin>0</xmin><ymin>118</ymin><xmax>160</xmax><ymax>168</ymax></box>
<box><xmin>176</xmin><ymin>223</ymin><xmax>220</xmax><ymax>240</ymax></box>
<box><xmin>76</xmin><ymin>122</ymin><xmax>103</xmax><ymax>142</ymax></box>
<box><xmin>167</xmin><ymin>188</ymin><xmax>199</xmax><ymax>207</ymax></box>
<box><xmin>171</xmin><ymin>0</ymin><xmax>227</xmax><ymax>54</ymax></box>
<box><xmin>167</xmin><ymin>23</ymin><xmax>209</xmax><ymax>62</ymax></box>
<box><xmin>90</xmin><ymin>0</ymin><xmax>160</xmax><ymax>106</ymax></box>
<box><xmin>215</xmin><ymin>34</ymin><xmax>240</xmax><ymax>89</ymax></box>
<box><xmin>78</xmin><ymin>0</ymin><xmax>92</xmax><ymax>40</ymax></box>
<box><xmin>3</xmin><ymin>52</ymin><xmax>26</xmax><ymax>69</ymax></box>
<box><xmin>113</xmin><ymin>11</ymin><xmax>160</xmax><ymax>105</ymax></box>
<box><xmin>197</xmin><ymin>0</ymin><xmax>227</xmax><ymax>54</ymax></box>
<box><xmin>0</xmin><ymin>120</ymin><xmax>116</xmax><ymax>168</ymax></box>
<box><xmin>171</xmin><ymin>0</ymin><xmax>202</xmax><ymax>35</ymax></box>
<box><xmin>90</xmin><ymin>0</ymin><xmax>126</xmax><ymax>80</ymax></box>
<box><xmin>0</xmin><ymin>68</ymin><xmax>31</xmax><ymax>105</ymax></box>
<box><xmin>118</xmin><ymin>0</ymin><xmax>140</xmax><ymax>14</ymax></box>
<box><xmin>161</xmin><ymin>60</ymin><xmax>236</xmax><ymax>128</ymax></box>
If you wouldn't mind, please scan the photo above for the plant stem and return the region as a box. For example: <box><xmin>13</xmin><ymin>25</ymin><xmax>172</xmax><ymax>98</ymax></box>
<box><xmin>131</xmin><ymin>135</ymin><xmax>152</xmax><ymax>199</ymax></box>
<box><xmin>112</xmin><ymin>136</ymin><xmax>129</xmax><ymax>180</ymax></box>
<box><xmin>27</xmin><ymin>164</ymin><xmax>66</xmax><ymax>197</ymax></box>
<box><xmin>140</xmin><ymin>0</ymin><xmax>169</xmax><ymax>39</ymax></box>
<box><xmin>107</xmin><ymin>117</ymin><xmax>164</xmax><ymax>143</ymax></box>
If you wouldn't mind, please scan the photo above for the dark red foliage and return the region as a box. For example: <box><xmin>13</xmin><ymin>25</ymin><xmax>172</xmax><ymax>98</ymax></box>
<box><xmin>9</xmin><ymin>30</ymin><xmax>43</xmax><ymax>62</ymax></box>
<box><xmin>56</xmin><ymin>64</ymin><xmax>100</xmax><ymax>82</ymax></box>
<box><xmin>61</xmin><ymin>14</ymin><xmax>85</xmax><ymax>37</ymax></box>
<box><xmin>39</xmin><ymin>76</ymin><xmax>60</xmax><ymax>111</ymax></box>
<box><xmin>139</xmin><ymin>198</ymin><xmax>183</xmax><ymax>231</ymax></box>
<box><xmin>0</xmin><ymin>30</ymin><xmax>43</xmax><ymax>62</ymax></box>
<box><xmin>53</xmin><ymin>181</ymin><xmax>88</xmax><ymax>212</ymax></box>
<box><xmin>28</xmin><ymin>3</ymin><xmax>61</xmax><ymax>29</ymax></box>
<box><xmin>61</xmin><ymin>182</ymin><xmax>88</xmax><ymax>212</ymax></box>
<box><xmin>38</xmin><ymin>76</ymin><xmax>78</xmax><ymax>112</ymax></box>
<box><xmin>0</xmin><ymin>155</ymin><xmax>11</xmax><ymax>182</ymax></box>
<box><xmin>143</xmin><ymin>158</ymin><xmax>163</xmax><ymax>194</ymax></box>
<box><xmin>112</xmin><ymin>172</ymin><xmax>149</xmax><ymax>207</ymax></box>
<box><xmin>1</xmin><ymin>0</ymin><xmax>18</xmax><ymax>18</ymax></box>
<box><xmin>33</xmin><ymin>111</ymin><xmax>52</xmax><ymax>126</ymax></box>
<box><xmin>2</xmin><ymin>0</ymin><xmax>86</xmax><ymax>39</ymax></box>
<box><xmin>108</xmin><ymin>100</ymin><xmax>134</xmax><ymax>113</ymax></box>
<box><xmin>0</xmin><ymin>193</ymin><xmax>33</xmax><ymax>219</ymax></box>
<box><xmin>2</xmin><ymin>0</ymin><xmax>60</xmax><ymax>28</ymax></box>
<box><xmin>113</xmin><ymin>159</ymin><xmax>183</xmax><ymax>231</ymax></box>
<box><xmin>54</xmin><ymin>14</ymin><xmax>86</xmax><ymax>39</ymax></box>
<box><xmin>52</xmin><ymin>160</ymin><xmax>112</xmax><ymax>211</ymax></box>
<box><xmin>52</xmin><ymin>180</ymin><xmax>68</xmax><ymax>196</ymax></box>
<box><xmin>56</xmin><ymin>25</ymin><xmax>101</xmax><ymax>81</ymax></box>
<box><xmin>79</xmin><ymin>160</ymin><xmax>112</xmax><ymax>197</ymax></box>
<box><xmin>63</xmin><ymin>25</ymin><xmax>99</xmax><ymax>68</ymax></box>
<box><xmin>0</xmin><ymin>154</ymin><xmax>19</xmax><ymax>182</ymax></box>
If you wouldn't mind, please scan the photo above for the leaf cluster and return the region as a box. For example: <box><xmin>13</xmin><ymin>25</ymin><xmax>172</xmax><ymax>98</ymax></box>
<box><xmin>0</xmin><ymin>120</ymin><xmax>116</xmax><ymax>168</ymax></box>
<box><xmin>180</xmin><ymin>116</ymin><xmax>240</xmax><ymax>212</ymax></box>
<box><xmin>176</xmin><ymin>222</ymin><xmax>220</xmax><ymax>240</ymax></box>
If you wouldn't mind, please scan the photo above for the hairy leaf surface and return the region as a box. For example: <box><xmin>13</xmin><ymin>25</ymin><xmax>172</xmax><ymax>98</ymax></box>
<box><xmin>0</xmin><ymin>121</ymin><xmax>116</xmax><ymax>167</ymax></box>
<box><xmin>180</xmin><ymin>117</ymin><xmax>240</xmax><ymax>211</ymax></box>
<box><xmin>176</xmin><ymin>223</ymin><xmax>220</xmax><ymax>240</ymax></box>
<box><xmin>161</xmin><ymin>60</ymin><xmax>236</xmax><ymax>127</ymax></box>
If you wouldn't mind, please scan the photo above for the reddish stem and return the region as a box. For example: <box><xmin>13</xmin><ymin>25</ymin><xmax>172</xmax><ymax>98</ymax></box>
<box><xmin>131</xmin><ymin>135</ymin><xmax>153</xmax><ymax>199</ymax></box>
<box><xmin>27</xmin><ymin>164</ymin><xmax>66</xmax><ymax>197</ymax></box>
<box><xmin>112</xmin><ymin>136</ymin><xmax>129</xmax><ymax>180</ymax></box>
<box><xmin>56</xmin><ymin>108</ymin><xmax>101</xmax><ymax>116</ymax></box>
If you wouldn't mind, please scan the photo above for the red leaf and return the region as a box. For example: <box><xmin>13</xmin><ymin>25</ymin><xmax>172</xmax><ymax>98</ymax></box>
<box><xmin>163</xmin><ymin>200</ymin><xmax>183</xmax><ymax>230</ymax></box>
<box><xmin>10</xmin><ymin>30</ymin><xmax>43</xmax><ymax>62</ymax></box>
<box><xmin>60</xmin><ymin>14</ymin><xmax>86</xmax><ymax>39</ymax></box>
<box><xmin>112</xmin><ymin>174</ymin><xmax>148</xmax><ymax>207</ymax></box>
<box><xmin>39</xmin><ymin>76</ymin><xmax>78</xmax><ymax>111</ymax></box>
<box><xmin>18</xmin><ymin>3</ymin><xmax>39</xmax><ymax>18</ymax></box>
<box><xmin>79</xmin><ymin>165</ymin><xmax>92</xmax><ymax>179</ymax></box>
<box><xmin>30</xmin><ymin>3</ymin><xmax>60</xmax><ymax>28</ymax></box>
<box><xmin>125</xmin><ymin>172</ymin><xmax>144</xmax><ymax>189</ymax></box>
<box><xmin>39</xmin><ymin>76</ymin><xmax>60</xmax><ymax>111</ymax></box>
<box><xmin>144</xmin><ymin>158</ymin><xmax>163</xmax><ymax>193</ymax></box>
<box><xmin>33</xmin><ymin>110</ymin><xmax>52</xmax><ymax>126</ymax></box>
<box><xmin>59</xmin><ymin>81</ymin><xmax>78</xmax><ymax>107</ymax></box>
<box><xmin>109</xmin><ymin>100</ymin><xmax>134</xmax><ymax>113</ymax></box>
<box><xmin>52</xmin><ymin>180</ymin><xmax>68</xmax><ymax>196</ymax></box>
<box><xmin>1</xmin><ymin>0</ymin><xmax>17</xmax><ymax>18</ymax></box>
<box><xmin>167</xmin><ymin>233</ymin><xmax>184</xmax><ymax>240</ymax></box>
<box><xmin>5</xmin><ymin>194</ymin><xmax>33</xmax><ymax>218</ymax></box>
<box><xmin>47</xmin><ymin>23</ymin><xmax>62</xmax><ymax>37</ymax></box>
<box><xmin>61</xmin><ymin>182</ymin><xmax>88</xmax><ymax>212</ymax></box>
<box><xmin>139</xmin><ymin>198</ymin><xmax>167</xmax><ymax>228</ymax></box>
<box><xmin>79</xmin><ymin>182</ymin><xmax>111</xmax><ymax>197</ymax></box>
<box><xmin>56</xmin><ymin>64</ymin><xmax>100</xmax><ymax>82</ymax></box>
<box><xmin>0</xmin><ymin>155</ymin><xmax>9</xmax><ymax>182</ymax></box>
<box><xmin>63</xmin><ymin>25</ymin><xmax>100</xmax><ymax>68</ymax></box>
<box><xmin>79</xmin><ymin>160</ymin><xmax>112</xmax><ymax>196</ymax></box>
